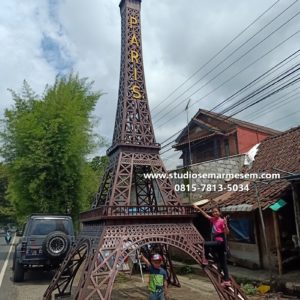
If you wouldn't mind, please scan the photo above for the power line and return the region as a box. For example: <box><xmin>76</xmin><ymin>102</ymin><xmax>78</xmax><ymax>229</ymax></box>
<box><xmin>160</xmin><ymin>104</ymin><xmax>300</xmax><ymax>158</ymax></box>
<box><xmin>160</xmin><ymin>129</ymin><xmax>183</xmax><ymax>146</ymax></box>
<box><xmin>161</xmin><ymin>89</ymin><xmax>300</xmax><ymax>152</ymax></box>
<box><xmin>153</xmin><ymin>3</ymin><xmax>299</xmax><ymax>124</ymax></box>
<box><xmin>225</xmin><ymin>74</ymin><xmax>300</xmax><ymax>117</ymax></box>
<box><xmin>230</xmin><ymin>87</ymin><xmax>300</xmax><ymax>123</ymax></box>
<box><xmin>210</xmin><ymin>49</ymin><xmax>300</xmax><ymax>113</ymax></box>
<box><xmin>245</xmin><ymin>89</ymin><xmax>300</xmax><ymax>121</ymax></box>
<box><xmin>154</xmin><ymin>13</ymin><xmax>300</xmax><ymax>127</ymax></box>
<box><xmin>159</xmin><ymin>50</ymin><xmax>300</xmax><ymax>146</ymax></box>
<box><xmin>159</xmin><ymin>66</ymin><xmax>300</xmax><ymax>154</ymax></box>
<box><xmin>158</xmin><ymin>36</ymin><xmax>299</xmax><ymax>142</ymax></box>
<box><xmin>161</xmin><ymin>137</ymin><xmax>178</xmax><ymax>150</ymax></box>
<box><xmin>160</xmin><ymin>147</ymin><xmax>174</xmax><ymax>155</ymax></box>
<box><xmin>247</xmin><ymin>94</ymin><xmax>300</xmax><ymax>122</ymax></box>
<box><xmin>265</xmin><ymin>108</ymin><xmax>300</xmax><ymax>126</ymax></box>
<box><xmin>151</xmin><ymin>0</ymin><xmax>282</xmax><ymax>114</ymax></box>
<box><xmin>155</xmin><ymin>31</ymin><xmax>300</xmax><ymax>130</ymax></box>
<box><xmin>220</xmin><ymin>64</ymin><xmax>300</xmax><ymax>115</ymax></box>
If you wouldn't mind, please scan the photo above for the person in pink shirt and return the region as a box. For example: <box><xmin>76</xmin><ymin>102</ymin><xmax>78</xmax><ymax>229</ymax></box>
<box><xmin>193</xmin><ymin>204</ymin><xmax>231</xmax><ymax>287</ymax></box>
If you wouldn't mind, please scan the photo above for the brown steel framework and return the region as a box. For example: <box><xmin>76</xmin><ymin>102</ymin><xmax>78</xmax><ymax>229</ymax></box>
<box><xmin>44</xmin><ymin>0</ymin><xmax>248</xmax><ymax>299</ymax></box>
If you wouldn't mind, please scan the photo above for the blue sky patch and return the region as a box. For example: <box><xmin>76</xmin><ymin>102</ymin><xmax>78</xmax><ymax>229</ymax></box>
<box><xmin>41</xmin><ymin>34</ymin><xmax>73</xmax><ymax>73</ymax></box>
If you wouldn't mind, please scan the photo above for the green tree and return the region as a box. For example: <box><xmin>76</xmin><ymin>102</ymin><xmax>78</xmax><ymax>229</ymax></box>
<box><xmin>86</xmin><ymin>155</ymin><xmax>109</xmax><ymax>203</ymax></box>
<box><xmin>0</xmin><ymin>163</ymin><xmax>14</xmax><ymax>224</ymax></box>
<box><xmin>90</xmin><ymin>155</ymin><xmax>109</xmax><ymax>176</ymax></box>
<box><xmin>0</xmin><ymin>74</ymin><xmax>104</xmax><ymax>223</ymax></box>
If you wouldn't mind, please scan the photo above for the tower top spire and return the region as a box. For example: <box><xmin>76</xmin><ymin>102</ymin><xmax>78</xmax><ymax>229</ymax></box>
<box><xmin>109</xmin><ymin>0</ymin><xmax>158</xmax><ymax>155</ymax></box>
<box><xmin>119</xmin><ymin>0</ymin><xmax>142</xmax><ymax>9</ymax></box>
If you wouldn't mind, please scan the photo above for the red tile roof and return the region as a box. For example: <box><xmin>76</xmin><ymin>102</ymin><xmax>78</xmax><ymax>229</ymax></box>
<box><xmin>202</xmin><ymin>126</ymin><xmax>300</xmax><ymax>210</ymax></box>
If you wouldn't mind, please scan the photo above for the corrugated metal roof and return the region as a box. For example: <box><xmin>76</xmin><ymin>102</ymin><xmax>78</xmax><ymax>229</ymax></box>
<box><xmin>221</xmin><ymin>204</ymin><xmax>253</xmax><ymax>212</ymax></box>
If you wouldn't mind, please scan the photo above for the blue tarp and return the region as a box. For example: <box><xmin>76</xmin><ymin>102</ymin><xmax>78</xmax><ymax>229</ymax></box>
<box><xmin>229</xmin><ymin>218</ymin><xmax>254</xmax><ymax>243</ymax></box>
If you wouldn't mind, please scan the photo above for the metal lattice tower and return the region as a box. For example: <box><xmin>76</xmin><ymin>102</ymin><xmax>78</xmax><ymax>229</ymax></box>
<box><xmin>44</xmin><ymin>1</ymin><xmax>248</xmax><ymax>299</ymax></box>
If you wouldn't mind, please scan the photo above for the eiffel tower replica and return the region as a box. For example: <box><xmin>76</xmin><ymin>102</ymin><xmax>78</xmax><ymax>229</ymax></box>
<box><xmin>44</xmin><ymin>1</ymin><xmax>248</xmax><ymax>299</ymax></box>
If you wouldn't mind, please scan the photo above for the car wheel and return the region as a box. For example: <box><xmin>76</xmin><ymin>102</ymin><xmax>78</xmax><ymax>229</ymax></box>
<box><xmin>13</xmin><ymin>261</ymin><xmax>24</xmax><ymax>282</ymax></box>
<box><xmin>43</xmin><ymin>231</ymin><xmax>69</xmax><ymax>259</ymax></box>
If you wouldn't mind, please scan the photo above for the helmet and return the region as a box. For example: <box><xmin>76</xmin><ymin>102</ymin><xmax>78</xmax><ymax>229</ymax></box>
<box><xmin>151</xmin><ymin>254</ymin><xmax>162</xmax><ymax>261</ymax></box>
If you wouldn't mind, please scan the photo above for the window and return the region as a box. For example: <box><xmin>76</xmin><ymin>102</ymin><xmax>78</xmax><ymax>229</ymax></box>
<box><xmin>30</xmin><ymin>219</ymin><xmax>72</xmax><ymax>235</ymax></box>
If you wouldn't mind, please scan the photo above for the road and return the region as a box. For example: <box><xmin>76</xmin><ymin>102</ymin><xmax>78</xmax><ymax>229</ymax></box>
<box><xmin>0</xmin><ymin>235</ymin><xmax>53</xmax><ymax>300</ymax></box>
<box><xmin>0</xmin><ymin>233</ymin><xmax>18</xmax><ymax>299</ymax></box>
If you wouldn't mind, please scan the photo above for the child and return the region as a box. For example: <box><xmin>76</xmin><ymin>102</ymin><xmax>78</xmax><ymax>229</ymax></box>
<box><xmin>140</xmin><ymin>253</ymin><xmax>168</xmax><ymax>300</ymax></box>
<box><xmin>193</xmin><ymin>204</ymin><xmax>231</xmax><ymax>287</ymax></box>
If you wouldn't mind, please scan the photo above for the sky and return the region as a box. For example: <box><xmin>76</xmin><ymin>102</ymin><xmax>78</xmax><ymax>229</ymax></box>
<box><xmin>0</xmin><ymin>0</ymin><xmax>299</xmax><ymax>169</ymax></box>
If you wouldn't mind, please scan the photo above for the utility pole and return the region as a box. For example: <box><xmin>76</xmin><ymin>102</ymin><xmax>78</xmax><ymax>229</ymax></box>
<box><xmin>254</xmin><ymin>181</ymin><xmax>273</xmax><ymax>279</ymax></box>
<box><xmin>185</xmin><ymin>99</ymin><xmax>192</xmax><ymax>203</ymax></box>
<box><xmin>185</xmin><ymin>99</ymin><xmax>192</xmax><ymax>166</ymax></box>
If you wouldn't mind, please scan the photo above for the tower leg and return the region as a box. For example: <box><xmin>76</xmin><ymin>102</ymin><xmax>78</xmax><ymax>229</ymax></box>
<box><xmin>43</xmin><ymin>238</ymin><xmax>91</xmax><ymax>299</ymax></box>
<box><xmin>45</xmin><ymin>223</ymin><xmax>248</xmax><ymax>300</ymax></box>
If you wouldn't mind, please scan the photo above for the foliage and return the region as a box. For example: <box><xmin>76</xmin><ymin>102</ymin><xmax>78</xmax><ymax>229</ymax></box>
<box><xmin>241</xmin><ymin>283</ymin><xmax>257</xmax><ymax>295</ymax></box>
<box><xmin>90</xmin><ymin>155</ymin><xmax>109</xmax><ymax>175</ymax></box>
<box><xmin>0</xmin><ymin>163</ymin><xmax>15</xmax><ymax>224</ymax></box>
<box><xmin>179</xmin><ymin>265</ymin><xmax>194</xmax><ymax>275</ymax></box>
<box><xmin>81</xmin><ymin>155</ymin><xmax>109</xmax><ymax>211</ymax></box>
<box><xmin>0</xmin><ymin>74</ymin><xmax>104</xmax><ymax>223</ymax></box>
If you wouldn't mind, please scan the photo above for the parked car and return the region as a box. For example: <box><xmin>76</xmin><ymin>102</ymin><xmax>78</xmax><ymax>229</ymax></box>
<box><xmin>13</xmin><ymin>214</ymin><xmax>75</xmax><ymax>282</ymax></box>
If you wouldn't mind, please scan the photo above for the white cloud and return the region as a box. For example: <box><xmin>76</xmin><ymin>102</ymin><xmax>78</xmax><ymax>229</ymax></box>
<box><xmin>0</xmin><ymin>1</ymin><xmax>57</xmax><ymax>110</ymax></box>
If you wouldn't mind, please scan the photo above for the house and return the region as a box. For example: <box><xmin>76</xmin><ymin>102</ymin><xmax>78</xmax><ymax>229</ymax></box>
<box><xmin>197</xmin><ymin>126</ymin><xmax>300</xmax><ymax>274</ymax></box>
<box><xmin>173</xmin><ymin>109</ymin><xmax>280</xmax><ymax>166</ymax></box>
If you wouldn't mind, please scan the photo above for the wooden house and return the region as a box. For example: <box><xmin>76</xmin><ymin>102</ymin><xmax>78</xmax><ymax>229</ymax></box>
<box><xmin>173</xmin><ymin>109</ymin><xmax>280</xmax><ymax>166</ymax></box>
<box><xmin>197</xmin><ymin>126</ymin><xmax>300</xmax><ymax>274</ymax></box>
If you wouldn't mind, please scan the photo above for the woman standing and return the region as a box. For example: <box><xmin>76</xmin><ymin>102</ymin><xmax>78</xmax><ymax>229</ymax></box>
<box><xmin>193</xmin><ymin>204</ymin><xmax>231</xmax><ymax>287</ymax></box>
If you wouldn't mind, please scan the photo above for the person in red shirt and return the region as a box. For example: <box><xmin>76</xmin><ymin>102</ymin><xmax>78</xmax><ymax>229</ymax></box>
<box><xmin>193</xmin><ymin>204</ymin><xmax>231</xmax><ymax>287</ymax></box>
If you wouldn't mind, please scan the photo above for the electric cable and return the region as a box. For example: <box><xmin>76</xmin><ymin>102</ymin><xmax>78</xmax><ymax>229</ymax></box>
<box><xmin>151</xmin><ymin>0</ymin><xmax>282</xmax><ymax>114</ymax></box>
<box><xmin>265</xmin><ymin>108</ymin><xmax>300</xmax><ymax>126</ymax></box>
<box><xmin>159</xmin><ymin>75</ymin><xmax>300</xmax><ymax>155</ymax></box>
<box><xmin>155</xmin><ymin>31</ymin><xmax>300</xmax><ymax>130</ymax></box>
<box><xmin>247</xmin><ymin>93</ymin><xmax>300</xmax><ymax>122</ymax></box>
<box><xmin>158</xmin><ymin>50</ymin><xmax>300</xmax><ymax>146</ymax></box>
<box><xmin>220</xmin><ymin>65</ymin><xmax>300</xmax><ymax>115</ymax></box>
<box><xmin>245</xmin><ymin>89</ymin><xmax>300</xmax><ymax>121</ymax></box>
<box><xmin>210</xmin><ymin>49</ymin><xmax>300</xmax><ymax>112</ymax></box>
<box><xmin>153</xmin><ymin>4</ymin><xmax>300</xmax><ymax>124</ymax></box>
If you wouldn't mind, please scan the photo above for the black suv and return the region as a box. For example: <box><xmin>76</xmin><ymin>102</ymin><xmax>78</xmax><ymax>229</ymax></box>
<box><xmin>13</xmin><ymin>214</ymin><xmax>75</xmax><ymax>282</ymax></box>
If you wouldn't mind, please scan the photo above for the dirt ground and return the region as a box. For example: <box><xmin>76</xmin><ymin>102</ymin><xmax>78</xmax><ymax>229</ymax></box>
<box><xmin>112</xmin><ymin>273</ymin><xmax>218</xmax><ymax>300</ymax></box>
<box><xmin>110</xmin><ymin>273</ymin><xmax>293</xmax><ymax>300</ymax></box>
